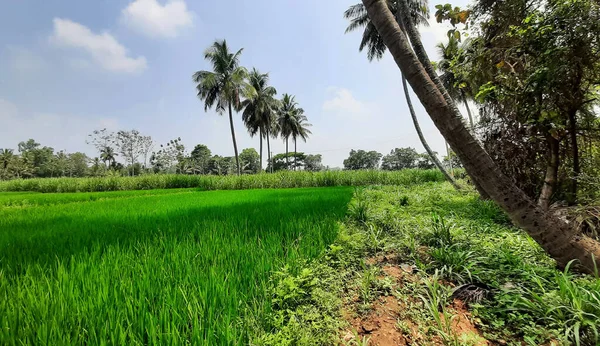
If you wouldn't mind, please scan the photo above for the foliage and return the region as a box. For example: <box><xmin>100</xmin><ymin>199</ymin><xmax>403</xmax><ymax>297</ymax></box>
<box><xmin>239</xmin><ymin>148</ymin><xmax>260</xmax><ymax>174</ymax></box>
<box><xmin>343</xmin><ymin>149</ymin><xmax>382</xmax><ymax>170</ymax></box>
<box><xmin>455</xmin><ymin>0</ymin><xmax>600</xmax><ymax>205</ymax></box>
<box><xmin>304</xmin><ymin>154</ymin><xmax>324</xmax><ymax>172</ymax></box>
<box><xmin>0</xmin><ymin>169</ymin><xmax>445</xmax><ymax>193</ymax></box>
<box><xmin>381</xmin><ymin>147</ymin><xmax>419</xmax><ymax>170</ymax></box>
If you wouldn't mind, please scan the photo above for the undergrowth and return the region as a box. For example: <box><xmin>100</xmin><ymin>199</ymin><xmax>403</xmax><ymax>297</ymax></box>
<box><xmin>256</xmin><ymin>182</ymin><xmax>600</xmax><ymax>345</ymax></box>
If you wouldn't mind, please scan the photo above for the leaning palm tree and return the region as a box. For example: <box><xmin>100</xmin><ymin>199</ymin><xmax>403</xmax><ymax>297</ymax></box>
<box><xmin>291</xmin><ymin>110</ymin><xmax>312</xmax><ymax>170</ymax></box>
<box><xmin>436</xmin><ymin>37</ymin><xmax>475</xmax><ymax>129</ymax></box>
<box><xmin>193</xmin><ymin>40</ymin><xmax>248</xmax><ymax>175</ymax></box>
<box><xmin>277</xmin><ymin>94</ymin><xmax>302</xmax><ymax>168</ymax></box>
<box><xmin>241</xmin><ymin>68</ymin><xmax>279</xmax><ymax>171</ymax></box>
<box><xmin>344</xmin><ymin>1</ymin><xmax>460</xmax><ymax>189</ymax></box>
<box><xmin>360</xmin><ymin>0</ymin><xmax>600</xmax><ymax>272</ymax></box>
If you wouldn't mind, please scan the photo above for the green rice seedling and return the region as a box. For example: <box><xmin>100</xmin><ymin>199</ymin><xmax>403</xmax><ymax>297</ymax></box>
<box><xmin>0</xmin><ymin>187</ymin><xmax>352</xmax><ymax>345</ymax></box>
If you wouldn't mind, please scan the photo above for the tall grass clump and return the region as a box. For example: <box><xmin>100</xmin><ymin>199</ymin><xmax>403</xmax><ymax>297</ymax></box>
<box><xmin>0</xmin><ymin>169</ymin><xmax>445</xmax><ymax>193</ymax></box>
<box><xmin>0</xmin><ymin>187</ymin><xmax>352</xmax><ymax>345</ymax></box>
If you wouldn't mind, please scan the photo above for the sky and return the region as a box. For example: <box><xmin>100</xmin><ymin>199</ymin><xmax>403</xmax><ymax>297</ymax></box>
<box><xmin>0</xmin><ymin>0</ymin><xmax>471</xmax><ymax>168</ymax></box>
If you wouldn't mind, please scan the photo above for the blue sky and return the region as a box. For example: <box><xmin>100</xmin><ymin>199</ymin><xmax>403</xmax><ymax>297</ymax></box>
<box><xmin>0</xmin><ymin>0</ymin><xmax>470</xmax><ymax>168</ymax></box>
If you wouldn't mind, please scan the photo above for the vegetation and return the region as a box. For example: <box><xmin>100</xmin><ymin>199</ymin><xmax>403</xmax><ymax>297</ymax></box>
<box><xmin>360</xmin><ymin>0</ymin><xmax>600</xmax><ymax>272</ymax></box>
<box><xmin>0</xmin><ymin>187</ymin><xmax>352</xmax><ymax>345</ymax></box>
<box><xmin>0</xmin><ymin>169</ymin><xmax>445</xmax><ymax>193</ymax></box>
<box><xmin>258</xmin><ymin>183</ymin><xmax>600</xmax><ymax>345</ymax></box>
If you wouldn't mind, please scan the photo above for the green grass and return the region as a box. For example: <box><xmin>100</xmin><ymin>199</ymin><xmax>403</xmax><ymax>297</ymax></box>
<box><xmin>0</xmin><ymin>169</ymin><xmax>445</xmax><ymax>193</ymax></box>
<box><xmin>257</xmin><ymin>183</ymin><xmax>600</xmax><ymax>345</ymax></box>
<box><xmin>0</xmin><ymin>187</ymin><xmax>353</xmax><ymax>345</ymax></box>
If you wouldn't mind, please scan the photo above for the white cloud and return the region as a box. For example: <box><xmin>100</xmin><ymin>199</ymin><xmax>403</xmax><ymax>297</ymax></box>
<box><xmin>0</xmin><ymin>98</ymin><xmax>119</xmax><ymax>155</ymax></box>
<box><xmin>50</xmin><ymin>18</ymin><xmax>147</xmax><ymax>74</ymax></box>
<box><xmin>121</xmin><ymin>0</ymin><xmax>193</xmax><ymax>38</ymax></box>
<box><xmin>322</xmin><ymin>87</ymin><xmax>369</xmax><ymax>115</ymax></box>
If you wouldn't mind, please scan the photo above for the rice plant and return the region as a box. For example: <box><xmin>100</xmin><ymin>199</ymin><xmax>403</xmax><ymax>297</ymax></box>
<box><xmin>0</xmin><ymin>187</ymin><xmax>352</xmax><ymax>345</ymax></box>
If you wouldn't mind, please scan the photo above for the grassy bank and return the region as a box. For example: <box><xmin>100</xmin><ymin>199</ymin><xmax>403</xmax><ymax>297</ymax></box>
<box><xmin>256</xmin><ymin>183</ymin><xmax>600</xmax><ymax>345</ymax></box>
<box><xmin>0</xmin><ymin>187</ymin><xmax>352</xmax><ymax>345</ymax></box>
<box><xmin>0</xmin><ymin>169</ymin><xmax>444</xmax><ymax>193</ymax></box>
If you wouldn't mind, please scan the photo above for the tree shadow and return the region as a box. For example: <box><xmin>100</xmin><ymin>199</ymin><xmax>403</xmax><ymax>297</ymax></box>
<box><xmin>0</xmin><ymin>188</ymin><xmax>353</xmax><ymax>276</ymax></box>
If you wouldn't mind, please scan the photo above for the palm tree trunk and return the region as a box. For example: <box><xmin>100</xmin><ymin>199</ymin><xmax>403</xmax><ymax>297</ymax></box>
<box><xmin>285</xmin><ymin>137</ymin><xmax>289</xmax><ymax>169</ymax></box>
<box><xmin>228</xmin><ymin>102</ymin><xmax>241</xmax><ymax>175</ymax></box>
<box><xmin>266</xmin><ymin>129</ymin><xmax>272</xmax><ymax>173</ymax></box>
<box><xmin>362</xmin><ymin>0</ymin><xmax>600</xmax><ymax>273</ymax></box>
<box><xmin>294</xmin><ymin>138</ymin><xmax>297</xmax><ymax>171</ymax></box>
<box><xmin>259</xmin><ymin>128</ymin><xmax>263</xmax><ymax>172</ymax></box>
<box><xmin>402</xmin><ymin>75</ymin><xmax>460</xmax><ymax>189</ymax></box>
<box><xmin>462</xmin><ymin>94</ymin><xmax>475</xmax><ymax>130</ymax></box>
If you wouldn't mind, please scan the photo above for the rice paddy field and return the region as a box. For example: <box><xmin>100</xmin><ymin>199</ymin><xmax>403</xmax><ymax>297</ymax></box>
<box><xmin>0</xmin><ymin>187</ymin><xmax>353</xmax><ymax>345</ymax></box>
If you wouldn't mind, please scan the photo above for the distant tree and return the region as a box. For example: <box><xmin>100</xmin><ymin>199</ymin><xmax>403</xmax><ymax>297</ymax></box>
<box><xmin>100</xmin><ymin>147</ymin><xmax>117</xmax><ymax>169</ymax></box>
<box><xmin>381</xmin><ymin>147</ymin><xmax>419</xmax><ymax>170</ymax></box>
<box><xmin>193</xmin><ymin>40</ymin><xmax>248</xmax><ymax>175</ymax></box>
<box><xmin>115</xmin><ymin>130</ymin><xmax>146</xmax><ymax>176</ymax></box>
<box><xmin>443</xmin><ymin>150</ymin><xmax>463</xmax><ymax>170</ymax></box>
<box><xmin>304</xmin><ymin>154</ymin><xmax>324</xmax><ymax>172</ymax></box>
<box><xmin>1</xmin><ymin>149</ymin><xmax>14</xmax><ymax>172</ymax></box>
<box><xmin>67</xmin><ymin>152</ymin><xmax>89</xmax><ymax>177</ymax></box>
<box><xmin>416</xmin><ymin>153</ymin><xmax>436</xmax><ymax>169</ymax></box>
<box><xmin>291</xmin><ymin>110</ymin><xmax>312</xmax><ymax>170</ymax></box>
<box><xmin>241</xmin><ymin>68</ymin><xmax>279</xmax><ymax>171</ymax></box>
<box><xmin>18</xmin><ymin>139</ymin><xmax>54</xmax><ymax>177</ymax></box>
<box><xmin>239</xmin><ymin>148</ymin><xmax>260</xmax><ymax>174</ymax></box>
<box><xmin>277</xmin><ymin>94</ymin><xmax>303</xmax><ymax>168</ymax></box>
<box><xmin>266</xmin><ymin>152</ymin><xmax>307</xmax><ymax>172</ymax></box>
<box><xmin>151</xmin><ymin>138</ymin><xmax>185</xmax><ymax>173</ymax></box>
<box><xmin>190</xmin><ymin>144</ymin><xmax>212</xmax><ymax>174</ymax></box>
<box><xmin>207</xmin><ymin>155</ymin><xmax>235</xmax><ymax>175</ymax></box>
<box><xmin>89</xmin><ymin>157</ymin><xmax>106</xmax><ymax>177</ymax></box>
<box><xmin>343</xmin><ymin>149</ymin><xmax>382</xmax><ymax>170</ymax></box>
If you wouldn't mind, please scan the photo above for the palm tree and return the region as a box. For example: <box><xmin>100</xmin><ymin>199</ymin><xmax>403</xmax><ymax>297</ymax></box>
<box><xmin>436</xmin><ymin>37</ymin><xmax>475</xmax><ymax>129</ymax></box>
<box><xmin>0</xmin><ymin>149</ymin><xmax>14</xmax><ymax>171</ymax></box>
<box><xmin>193</xmin><ymin>40</ymin><xmax>248</xmax><ymax>175</ymax></box>
<box><xmin>344</xmin><ymin>1</ymin><xmax>460</xmax><ymax>189</ymax></box>
<box><xmin>100</xmin><ymin>147</ymin><xmax>117</xmax><ymax>169</ymax></box>
<box><xmin>291</xmin><ymin>110</ymin><xmax>312</xmax><ymax>170</ymax></box>
<box><xmin>241</xmin><ymin>68</ymin><xmax>279</xmax><ymax>172</ymax></box>
<box><xmin>360</xmin><ymin>0</ymin><xmax>600</xmax><ymax>272</ymax></box>
<box><xmin>277</xmin><ymin>94</ymin><xmax>303</xmax><ymax>169</ymax></box>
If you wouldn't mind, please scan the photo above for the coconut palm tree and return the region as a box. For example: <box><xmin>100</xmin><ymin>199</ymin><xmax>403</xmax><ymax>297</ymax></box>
<box><xmin>193</xmin><ymin>40</ymin><xmax>248</xmax><ymax>175</ymax></box>
<box><xmin>277</xmin><ymin>94</ymin><xmax>302</xmax><ymax>168</ymax></box>
<box><xmin>436</xmin><ymin>37</ymin><xmax>475</xmax><ymax>129</ymax></box>
<box><xmin>241</xmin><ymin>68</ymin><xmax>279</xmax><ymax>172</ymax></box>
<box><xmin>291</xmin><ymin>110</ymin><xmax>312</xmax><ymax>170</ymax></box>
<box><xmin>344</xmin><ymin>1</ymin><xmax>460</xmax><ymax>190</ymax></box>
<box><xmin>100</xmin><ymin>147</ymin><xmax>117</xmax><ymax>169</ymax></box>
<box><xmin>1</xmin><ymin>149</ymin><xmax>14</xmax><ymax>171</ymax></box>
<box><xmin>360</xmin><ymin>0</ymin><xmax>600</xmax><ymax>272</ymax></box>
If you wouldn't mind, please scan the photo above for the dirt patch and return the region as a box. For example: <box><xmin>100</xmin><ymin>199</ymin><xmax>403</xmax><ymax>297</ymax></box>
<box><xmin>447</xmin><ymin>299</ymin><xmax>490</xmax><ymax>345</ymax></box>
<box><xmin>346</xmin><ymin>295</ymin><xmax>407</xmax><ymax>346</ymax></box>
<box><xmin>341</xmin><ymin>261</ymin><xmax>491</xmax><ymax>346</ymax></box>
